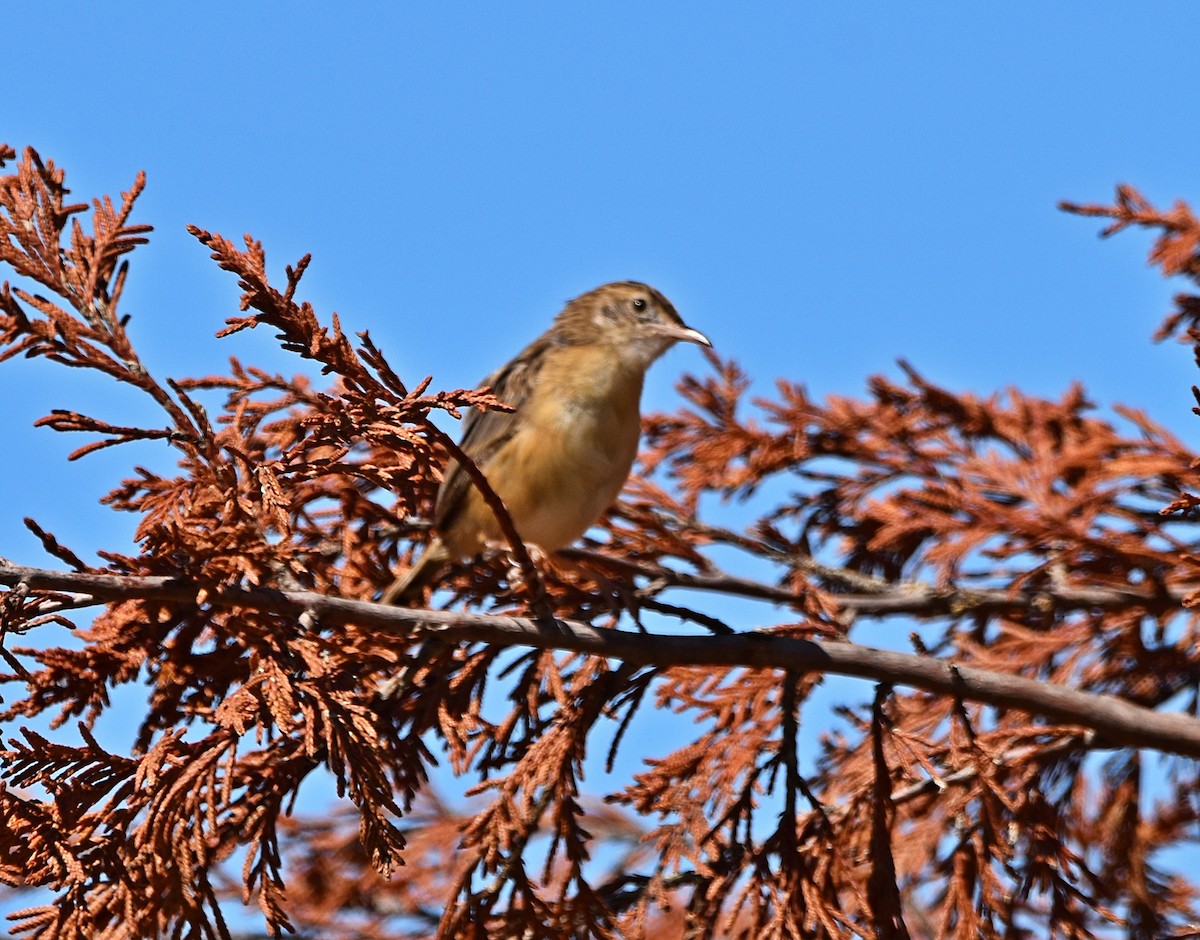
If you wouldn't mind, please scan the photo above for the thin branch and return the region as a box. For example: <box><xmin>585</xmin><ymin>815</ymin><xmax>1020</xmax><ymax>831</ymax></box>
<box><xmin>567</xmin><ymin>547</ymin><xmax>1198</xmax><ymax>618</ymax></box>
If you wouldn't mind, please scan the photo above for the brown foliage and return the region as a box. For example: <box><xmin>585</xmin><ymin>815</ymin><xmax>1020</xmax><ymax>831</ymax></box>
<box><xmin>1</xmin><ymin>147</ymin><xmax>1199</xmax><ymax>938</ymax></box>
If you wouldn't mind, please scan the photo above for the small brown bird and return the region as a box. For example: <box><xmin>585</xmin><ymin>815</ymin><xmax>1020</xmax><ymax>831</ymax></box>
<box><xmin>382</xmin><ymin>281</ymin><xmax>710</xmax><ymax>603</ymax></box>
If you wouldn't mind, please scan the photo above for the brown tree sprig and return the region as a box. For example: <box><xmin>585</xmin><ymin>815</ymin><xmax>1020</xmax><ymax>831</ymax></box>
<box><xmin>3</xmin><ymin>144</ymin><xmax>1200</xmax><ymax>938</ymax></box>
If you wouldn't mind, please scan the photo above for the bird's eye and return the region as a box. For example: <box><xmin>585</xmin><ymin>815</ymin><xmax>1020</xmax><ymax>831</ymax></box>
<box><xmin>632</xmin><ymin>298</ymin><xmax>647</xmax><ymax>312</ymax></box>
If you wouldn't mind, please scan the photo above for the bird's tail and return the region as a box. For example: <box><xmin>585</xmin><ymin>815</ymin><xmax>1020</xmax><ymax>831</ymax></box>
<box><xmin>381</xmin><ymin>539</ymin><xmax>451</xmax><ymax>605</ymax></box>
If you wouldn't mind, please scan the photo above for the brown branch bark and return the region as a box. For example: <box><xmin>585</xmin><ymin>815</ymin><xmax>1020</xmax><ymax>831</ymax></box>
<box><xmin>4</xmin><ymin>562</ymin><xmax>1200</xmax><ymax>758</ymax></box>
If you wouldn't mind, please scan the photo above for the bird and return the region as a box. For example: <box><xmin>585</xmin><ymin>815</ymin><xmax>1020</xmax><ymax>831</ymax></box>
<box><xmin>381</xmin><ymin>281</ymin><xmax>710</xmax><ymax>604</ymax></box>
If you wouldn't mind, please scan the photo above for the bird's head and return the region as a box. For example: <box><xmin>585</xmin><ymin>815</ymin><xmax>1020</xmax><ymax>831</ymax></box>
<box><xmin>555</xmin><ymin>281</ymin><xmax>711</xmax><ymax>369</ymax></box>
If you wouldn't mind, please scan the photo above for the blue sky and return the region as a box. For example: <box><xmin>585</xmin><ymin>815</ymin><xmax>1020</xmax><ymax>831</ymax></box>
<box><xmin>5</xmin><ymin>7</ymin><xmax>1200</xmax><ymax>559</ymax></box>
<box><xmin>4</xmin><ymin>2</ymin><xmax>1200</xmax><ymax>914</ymax></box>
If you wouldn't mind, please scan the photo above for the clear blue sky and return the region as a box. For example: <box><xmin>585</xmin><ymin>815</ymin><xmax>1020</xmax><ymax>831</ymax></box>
<box><xmin>5</xmin><ymin>5</ymin><xmax>1200</xmax><ymax>560</ymax></box>
<box><xmin>4</xmin><ymin>3</ymin><xmax>1199</xmax><ymax>913</ymax></box>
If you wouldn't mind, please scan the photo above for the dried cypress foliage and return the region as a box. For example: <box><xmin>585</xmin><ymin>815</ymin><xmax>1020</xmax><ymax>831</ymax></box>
<box><xmin>1</xmin><ymin>146</ymin><xmax>1199</xmax><ymax>938</ymax></box>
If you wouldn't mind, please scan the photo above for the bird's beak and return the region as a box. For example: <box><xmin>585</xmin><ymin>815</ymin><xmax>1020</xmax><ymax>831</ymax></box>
<box><xmin>658</xmin><ymin>323</ymin><xmax>712</xmax><ymax>348</ymax></box>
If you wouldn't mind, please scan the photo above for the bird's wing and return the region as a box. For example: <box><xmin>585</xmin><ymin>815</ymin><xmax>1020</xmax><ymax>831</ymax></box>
<box><xmin>434</xmin><ymin>334</ymin><xmax>553</xmax><ymax>530</ymax></box>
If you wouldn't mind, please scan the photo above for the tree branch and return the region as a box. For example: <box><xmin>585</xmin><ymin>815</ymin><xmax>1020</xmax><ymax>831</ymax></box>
<box><xmin>570</xmin><ymin>548</ymin><xmax>1198</xmax><ymax>618</ymax></box>
<box><xmin>4</xmin><ymin>562</ymin><xmax>1200</xmax><ymax>758</ymax></box>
